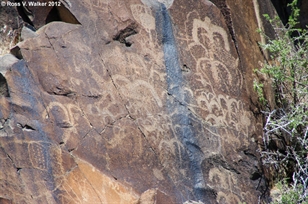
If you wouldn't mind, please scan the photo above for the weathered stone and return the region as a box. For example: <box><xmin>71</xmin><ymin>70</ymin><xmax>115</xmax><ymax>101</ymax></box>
<box><xmin>0</xmin><ymin>0</ymin><xmax>282</xmax><ymax>203</ymax></box>
<box><xmin>0</xmin><ymin>5</ymin><xmax>22</xmax><ymax>55</ymax></box>
<box><xmin>0</xmin><ymin>54</ymin><xmax>19</xmax><ymax>74</ymax></box>
<box><xmin>138</xmin><ymin>188</ymin><xmax>174</xmax><ymax>204</ymax></box>
<box><xmin>0</xmin><ymin>54</ymin><xmax>16</xmax><ymax>97</ymax></box>
<box><xmin>21</xmin><ymin>25</ymin><xmax>37</xmax><ymax>41</ymax></box>
<box><xmin>184</xmin><ymin>201</ymin><xmax>205</xmax><ymax>204</ymax></box>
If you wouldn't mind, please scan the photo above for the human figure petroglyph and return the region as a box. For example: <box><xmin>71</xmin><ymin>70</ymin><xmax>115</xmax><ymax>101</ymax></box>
<box><xmin>191</xmin><ymin>20</ymin><xmax>242</xmax><ymax>95</ymax></box>
<box><xmin>175</xmin><ymin>10</ymin><xmax>254</xmax><ymax>137</ymax></box>
<box><xmin>192</xmin><ymin>18</ymin><xmax>231</xmax><ymax>51</ymax></box>
<box><xmin>176</xmin><ymin>11</ymin><xmax>242</xmax><ymax>96</ymax></box>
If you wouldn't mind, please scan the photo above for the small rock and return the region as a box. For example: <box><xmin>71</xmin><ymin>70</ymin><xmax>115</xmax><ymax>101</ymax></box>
<box><xmin>20</xmin><ymin>25</ymin><xmax>37</xmax><ymax>41</ymax></box>
<box><xmin>0</xmin><ymin>54</ymin><xmax>19</xmax><ymax>75</ymax></box>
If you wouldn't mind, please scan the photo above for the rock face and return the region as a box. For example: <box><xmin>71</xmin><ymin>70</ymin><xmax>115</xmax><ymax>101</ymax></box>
<box><xmin>0</xmin><ymin>0</ymin><xmax>278</xmax><ymax>203</ymax></box>
<box><xmin>0</xmin><ymin>5</ymin><xmax>22</xmax><ymax>55</ymax></box>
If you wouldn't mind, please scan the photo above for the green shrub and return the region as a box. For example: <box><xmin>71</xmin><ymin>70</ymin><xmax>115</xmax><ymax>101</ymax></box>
<box><xmin>271</xmin><ymin>180</ymin><xmax>308</xmax><ymax>204</ymax></box>
<box><xmin>255</xmin><ymin>0</ymin><xmax>308</xmax><ymax>203</ymax></box>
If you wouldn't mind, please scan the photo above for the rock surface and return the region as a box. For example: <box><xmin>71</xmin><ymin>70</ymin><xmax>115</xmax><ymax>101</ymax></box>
<box><xmin>0</xmin><ymin>0</ymin><xmax>279</xmax><ymax>203</ymax></box>
<box><xmin>0</xmin><ymin>4</ymin><xmax>22</xmax><ymax>55</ymax></box>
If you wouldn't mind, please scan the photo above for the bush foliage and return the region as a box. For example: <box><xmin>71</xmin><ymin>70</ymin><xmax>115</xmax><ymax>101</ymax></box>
<box><xmin>255</xmin><ymin>0</ymin><xmax>308</xmax><ymax>203</ymax></box>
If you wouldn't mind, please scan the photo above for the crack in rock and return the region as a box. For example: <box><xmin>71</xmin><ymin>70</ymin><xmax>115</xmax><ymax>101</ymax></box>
<box><xmin>113</xmin><ymin>23</ymin><xmax>138</xmax><ymax>47</ymax></box>
<box><xmin>16</xmin><ymin>123</ymin><xmax>36</xmax><ymax>131</ymax></box>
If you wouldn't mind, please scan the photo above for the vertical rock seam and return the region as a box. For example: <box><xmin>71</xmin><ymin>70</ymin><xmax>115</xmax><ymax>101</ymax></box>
<box><xmin>155</xmin><ymin>4</ymin><xmax>212</xmax><ymax>202</ymax></box>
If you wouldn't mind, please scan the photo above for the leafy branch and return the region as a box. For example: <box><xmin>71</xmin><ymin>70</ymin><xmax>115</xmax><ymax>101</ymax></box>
<box><xmin>255</xmin><ymin>0</ymin><xmax>308</xmax><ymax>203</ymax></box>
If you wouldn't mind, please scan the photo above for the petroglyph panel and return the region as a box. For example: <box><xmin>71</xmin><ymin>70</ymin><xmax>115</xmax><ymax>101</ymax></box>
<box><xmin>174</xmin><ymin>7</ymin><xmax>257</xmax><ymax>148</ymax></box>
<box><xmin>177</xmin><ymin>10</ymin><xmax>242</xmax><ymax>93</ymax></box>
<box><xmin>29</xmin><ymin>143</ymin><xmax>48</xmax><ymax>170</ymax></box>
<box><xmin>31</xmin><ymin>23</ymin><xmax>129</xmax><ymax>134</ymax></box>
<box><xmin>83</xmin><ymin>92</ymin><xmax>127</xmax><ymax>127</ymax></box>
<box><xmin>135</xmin><ymin>114</ymin><xmax>186</xmax><ymax>173</ymax></box>
<box><xmin>102</xmin><ymin>43</ymin><xmax>166</xmax><ymax>118</ymax></box>
<box><xmin>181</xmin><ymin>14</ymin><xmax>242</xmax><ymax>93</ymax></box>
<box><xmin>0</xmin><ymin>0</ymin><xmax>264</xmax><ymax>202</ymax></box>
<box><xmin>170</xmin><ymin>1</ymin><xmax>261</xmax><ymax>202</ymax></box>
